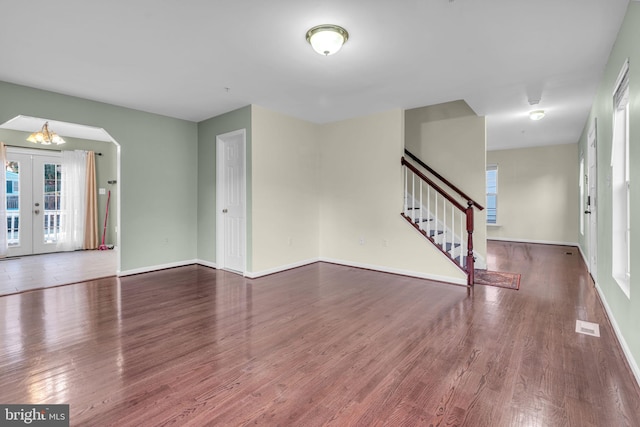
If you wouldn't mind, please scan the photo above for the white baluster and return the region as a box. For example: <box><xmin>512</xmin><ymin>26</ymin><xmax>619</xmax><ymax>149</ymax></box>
<box><xmin>411</xmin><ymin>173</ymin><xmax>415</xmax><ymax>222</ymax></box>
<box><xmin>403</xmin><ymin>167</ymin><xmax>408</xmax><ymax>215</ymax></box>
<box><xmin>460</xmin><ymin>210</ymin><xmax>465</xmax><ymax>267</ymax></box>
<box><xmin>451</xmin><ymin>203</ymin><xmax>455</xmax><ymax>255</ymax></box>
<box><xmin>434</xmin><ymin>193</ymin><xmax>438</xmax><ymax>241</ymax></box>
<box><xmin>419</xmin><ymin>180</ymin><xmax>423</xmax><ymax>230</ymax></box>
<box><xmin>427</xmin><ymin>186</ymin><xmax>431</xmax><ymax>234</ymax></box>
<box><xmin>442</xmin><ymin>200</ymin><xmax>447</xmax><ymax>247</ymax></box>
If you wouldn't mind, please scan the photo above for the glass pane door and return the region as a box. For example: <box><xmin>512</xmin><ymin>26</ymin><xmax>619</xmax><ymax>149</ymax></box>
<box><xmin>32</xmin><ymin>156</ymin><xmax>62</xmax><ymax>254</ymax></box>
<box><xmin>5</xmin><ymin>161</ymin><xmax>20</xmax><ymax>247</ymax></box>
<box><xmin>5</xmin><ymin>151</ymin><xmax>62</xmax><ymax>256</ymax></box>
<box><xmin>5</xmin><ymin>153</ymin><xmax>33</xmax><ymax>256</ymax></box>
<box><xmin>42</xmin><ymin>162</ymin><xmax>62</xmax><ymax>244</ymax></box>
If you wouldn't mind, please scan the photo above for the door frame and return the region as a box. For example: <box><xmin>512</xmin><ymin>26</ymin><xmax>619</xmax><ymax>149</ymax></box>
<box><xmin>1</xmin><ymin>116</ymin><xmax>121</xmax><ymax>274</ymax></box>
<box><xmin>587</xmin><ymin>118</ymin><xmax>598</xmax><ymax>280</ymax></box>
<box><xmin>216</xmin><ymin>129</ymin><xmax>247</xmax><ymax>274</ymax></box>
<box><xmin>5</xmin><ymin>147</ymin><xmax>62</xmax><ymax>256</ymax></box>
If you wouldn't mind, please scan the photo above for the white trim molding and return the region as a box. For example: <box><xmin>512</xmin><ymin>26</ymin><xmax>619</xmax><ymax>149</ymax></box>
<box><xmin>118</xmin><ymin>259</ymin><xmax>198</xmax><ymax>277</ymax></box>
<box><xmin>196</xmin><ymin>259</ymin><xmax>217</xmax><ymax>269</ymax></box>
<box><xmin>594</xmin><ymin>281</ymin><xmax>640</xmax><ymax>388</ymax></box>
<box><xmin>319</xmin><ymin>257</ymin><xmax>467</xmax><ymax>286</ymax></box>
<box><xmin>488</xmin><ymin>237</ymin><xmax>579</xmax><ymax>247</ymax></box>
<box><xmin>577</xmin><ymin>245</ymin><xmax>589</xmax><ymax>271</ymax></box>
<box><xmin>244</xmin><ymin>257</ymin><xmax>467</xmax><ymax>286</ymax></box>
<box><xmin>244</xmin><ymin>258</ymin><xmax>320</xmax><ymax>279</ymax></box>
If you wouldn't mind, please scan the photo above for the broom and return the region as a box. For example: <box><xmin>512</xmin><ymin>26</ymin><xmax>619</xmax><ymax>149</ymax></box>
<box><xmin>98</xmin><ymin>190</ymin><xmax>111</xmax><ymax>250</ymax></box>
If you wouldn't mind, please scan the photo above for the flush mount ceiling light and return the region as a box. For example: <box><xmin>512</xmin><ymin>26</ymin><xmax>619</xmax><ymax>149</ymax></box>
<box><xmin>26</xmin><ymin>121</ymin><xmax>66</xmax><ymax>145</ymax></box>
<box><xmin>529</xmin><ymin>109</ymin><xmax>545</xmax><ymax>121</ymax></box>
<box><xmin>306</xmin><ymin>24</ymin><xmax>349</xmax><ymax>56</ymax></box>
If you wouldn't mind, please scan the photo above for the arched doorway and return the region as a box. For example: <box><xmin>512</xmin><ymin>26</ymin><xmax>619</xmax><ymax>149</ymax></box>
<box><xmin>0</xmin><ymin>115</ymin><xmax>121</xmax><ymax>293</ymax></box>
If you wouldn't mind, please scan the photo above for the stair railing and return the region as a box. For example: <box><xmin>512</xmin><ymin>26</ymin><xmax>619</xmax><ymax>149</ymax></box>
<box><xmin>404</xmin><ymin>149</ymin><xmax>484</xmax><ymax>210</ymax></box>
<box><xmin>401</xmin><ymin>155</ymin><xmax>483</xmax><ymax>287</ymax></box>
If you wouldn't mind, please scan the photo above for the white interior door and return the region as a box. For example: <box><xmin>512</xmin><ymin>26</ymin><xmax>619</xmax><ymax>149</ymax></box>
<box><xmin>587</xmin><ymin>120</ymin><xmax>598</xmax><ymax>279</ymax></box>
<box><xmin>5</xmin><ymin>149</ymin><xmax>61</xmax><ymax>257</ymax></box>
<box><xmin>216</xmin><ymin>130</ymin><xmax>246</xmax><ymax>273</ymax></box>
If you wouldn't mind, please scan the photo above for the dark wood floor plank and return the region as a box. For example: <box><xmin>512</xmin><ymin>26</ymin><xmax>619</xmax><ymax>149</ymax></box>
<box><xmin>1</xmin><ymin>241</ymin><xmax>639</xmax><ymax>426</ymax></box>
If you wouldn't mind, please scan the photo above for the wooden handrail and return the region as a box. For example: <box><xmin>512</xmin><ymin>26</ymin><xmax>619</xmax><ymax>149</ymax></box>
<box><xmin>402</xmin><ymin>156</ymin><xmax>477</xmax><ymax>286</ymax></box>
<box><xmin>404</xmin><ymin>149</ymin><xmax>484</xmax><ymax>211</ymax></box>
<box><xmin>402</xmin><ymin>158</ymin><xmax>466</xmax><ymax>212</ymax></box>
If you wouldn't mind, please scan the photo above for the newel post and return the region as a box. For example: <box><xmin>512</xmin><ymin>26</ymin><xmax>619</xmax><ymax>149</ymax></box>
<box><xmin>466</xmin><ymin>201</ymin><xmax>474</xmax><ymax>287</ymax></box>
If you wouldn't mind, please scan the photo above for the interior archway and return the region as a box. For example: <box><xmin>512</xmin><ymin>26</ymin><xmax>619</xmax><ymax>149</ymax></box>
<box><xmin>0</xmin><ymin>115</ymin><xmax>121</xmax><ymax>290</ymax></box>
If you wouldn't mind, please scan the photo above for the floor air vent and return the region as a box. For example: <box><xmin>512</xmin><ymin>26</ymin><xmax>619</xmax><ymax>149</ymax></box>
<box><xmin>575</xmin><ymin>320</ymin><xmax>600</xmax><ymax>337</ymax></box>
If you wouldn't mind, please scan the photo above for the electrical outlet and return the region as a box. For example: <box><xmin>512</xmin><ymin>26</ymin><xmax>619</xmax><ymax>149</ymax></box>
<box><xmin>359</xmin><ymin>237</ymin><xmax>365</xmax><ymax>245</ymax></box>
<box><xmin>288</xmin><ymin>237</ymin><xmax>292</xmax><ymax>246</ymax></box>
<box><xmin>383</xmin><ymin>239</ymin><xmax>388</xmax><ymax>247</ymax></box>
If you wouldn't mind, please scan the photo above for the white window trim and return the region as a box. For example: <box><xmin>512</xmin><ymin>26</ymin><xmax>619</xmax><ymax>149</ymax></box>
<box><xmin>611</xmin><ymin>58</ymin><xmax>631</xmax><ymax>298</ymax></box>
<box><xmin>486</xmin><ymin>164</ymin><xmax>498</xmax><ymax>225</ymax></box>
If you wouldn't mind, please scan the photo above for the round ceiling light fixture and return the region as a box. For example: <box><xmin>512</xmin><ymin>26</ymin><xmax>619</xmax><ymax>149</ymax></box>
<box><xmin>529</xmin><ymin>109</ymin><xmax>545</xmax><ymax>121</ymax></box>
<box><xmin>306</xmin><ymin>24</ymin><xmax>349</xmax><ymax>56</ymax></box>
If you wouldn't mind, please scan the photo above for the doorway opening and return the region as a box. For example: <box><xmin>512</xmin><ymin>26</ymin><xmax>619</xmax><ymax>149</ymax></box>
<box><xmin>1</xmin><ymin>115</ymin><xmax>122</xmax><ymax>288</ymax></box>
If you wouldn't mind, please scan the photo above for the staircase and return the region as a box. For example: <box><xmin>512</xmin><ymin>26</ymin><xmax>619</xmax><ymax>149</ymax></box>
<box><xmin>401</xmin><ymin>150</ymin><xmax>484</xmax><ymax>286</ymax></box>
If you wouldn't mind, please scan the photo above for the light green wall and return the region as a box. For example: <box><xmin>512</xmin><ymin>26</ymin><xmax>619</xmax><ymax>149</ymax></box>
<box><xmin>487</xmin><ymin>143</ymin><xmax>579</xmax><ymax>245</ymax></box>
<box><xmin>0</xmin><ymin>129</ymin><xmax>118</xmax><ymax>246</ymax></box>
<box><xmin>404</xmin><ymin>101</ymin><xmax>487</xmax><ymax>264</ymax></box>
<box><xmin>577</xmin><ymin>2</ymin><xmax>640</xmax><ymax>378</ymax></box>
<box><xmin>196</xmin><ymin>106</ymin><xmax>252</xmax><ymax>268</ymax></box>
<box><xmin>0</xmin><ymin>81</ymin><xmax>198</xmax><ymax>272</ymax></box>
<box><xmin>251</xmin><ymin>105</ymin><xmax>320</xmax><ymax>274</ymax></box>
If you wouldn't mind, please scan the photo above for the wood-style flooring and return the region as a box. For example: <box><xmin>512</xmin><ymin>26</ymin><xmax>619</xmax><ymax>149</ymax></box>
<box><xmin>0</xmin><ymin>249</ymin><xmax>117</xmax><ymax>296</ymax></box>
<box><xmin>1</xmin><ymin>241</ymin><xmax>639</xmax><ymax>426</ymax></box>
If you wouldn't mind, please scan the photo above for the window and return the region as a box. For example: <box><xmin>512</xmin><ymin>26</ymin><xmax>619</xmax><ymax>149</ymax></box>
<box><xmin>486</xmin><ymin>165</ymin><xmax>498</xmax><ymax>224</ymax></box>
<box><xmin>611</xmin><ymin>59</ymin><xmax>630</xmax><ymax>297</ymax></box>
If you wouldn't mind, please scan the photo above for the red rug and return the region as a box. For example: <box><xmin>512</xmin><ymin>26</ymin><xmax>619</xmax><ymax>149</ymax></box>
<box><xmin>474</xmin><ymin>269</ymin><xmax>521</xmax><ymax>290</ymax></box>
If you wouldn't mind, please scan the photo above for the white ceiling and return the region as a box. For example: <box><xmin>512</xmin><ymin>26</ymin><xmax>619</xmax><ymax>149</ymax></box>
<box><xmin>0</xmin><ymin>0</ymin><xmax>630</xmax><ymax>150</ymax></box>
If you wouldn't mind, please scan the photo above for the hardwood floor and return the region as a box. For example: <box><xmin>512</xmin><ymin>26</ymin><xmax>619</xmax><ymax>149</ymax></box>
<box><xmin>1</xmin><ymin>241</ymin><xmax>639</xmax><ymax>426</ymax></box>
<box><xmin>0</xmin><ymin>249</ymin><xmax>117</xmax><ymax>296</ymax></box>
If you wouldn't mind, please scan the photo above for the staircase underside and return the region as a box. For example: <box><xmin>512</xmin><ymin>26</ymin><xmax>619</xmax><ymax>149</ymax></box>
<box><xmin>400</xmin><ymin>212</ymin><xmax>468</xmax><ymax>276</ymax></box>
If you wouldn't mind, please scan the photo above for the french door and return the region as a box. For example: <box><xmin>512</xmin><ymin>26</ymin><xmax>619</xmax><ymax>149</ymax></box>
<box><xmin>5</xmin><ymin>149</ymin><xmax>62</xmax><ymax>256</ymax></box>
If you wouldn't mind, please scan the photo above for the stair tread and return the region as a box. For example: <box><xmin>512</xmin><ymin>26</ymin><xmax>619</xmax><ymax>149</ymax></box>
<box><xmin>413</xmin><ymin>218</ymin><xmax>433</xmax><ymax>223</ymax></box>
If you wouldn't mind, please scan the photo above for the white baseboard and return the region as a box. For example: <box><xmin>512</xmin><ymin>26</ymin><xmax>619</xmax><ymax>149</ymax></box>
<box><xmin>577</xmin><ymin>244</ymin><xmax>589</xmax><ymax>269</ymax></box>
<box><xmin>243</xmin><ymin>257</ymin><xmax>466</xmax><ymax>286</ymax></box>
<box><xmin>319</xmin><ymin>257</ymin><xmax>467</xmax><ymax>286</ymax></box>
<box><xmin>118</xmin><ymin>259</ymin><xmax>198</xmax><ymax>276</ymax></box>
<box><xmin>488</xmin><ymin>237</ymin><xmax>579</xmax><ymax>247</ymax></box>
<box><xmin>244</xmin><ymin>258</ymin><xmax>320</xmax><ymax>279</ymax></box>
<box><xmin>117</xmin><ymin>255</ymin><xmax>467</xmax><ymax>286</ymax></box>
<box><xmin>474</xmin><ymin>256</ymin><xmax>487</xmax><ymax>270</ymax></box>
<box><xmin>196</xmin><ymin>259</ymin><xmax>217</xmax><ymax>269</ymax></box>
<box><xmin>593</xmin><ymin>281</ymin><xmax>640</xmax><ymax>388</ymax></box>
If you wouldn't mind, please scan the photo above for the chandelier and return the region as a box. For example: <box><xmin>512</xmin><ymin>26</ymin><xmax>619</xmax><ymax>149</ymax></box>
<box><xmin>26</xmin><ymin>122</ymin><xmax>66</xmax><ymax>145</ymax></box>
